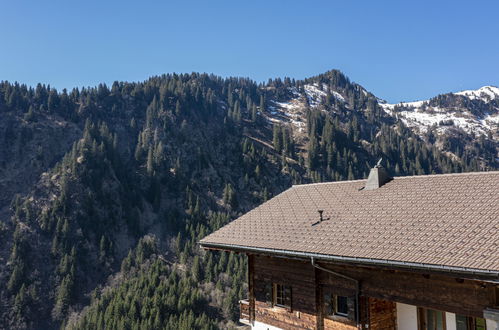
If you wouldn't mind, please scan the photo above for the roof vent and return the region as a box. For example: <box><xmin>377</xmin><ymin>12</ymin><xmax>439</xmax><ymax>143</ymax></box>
<box><xmin>364</xmin><ymin>158</ymin><xmax>392</xmax><ymax>190</ymax></box>
<box><xmin>318</xmin><ymin>210</ymin><xmax>330</xmax><ymax>222</ymax></box>
<box><xmin>312</xmin><ymin>210</ymin><xmax>330</xmax><ymax>226</ymax></box>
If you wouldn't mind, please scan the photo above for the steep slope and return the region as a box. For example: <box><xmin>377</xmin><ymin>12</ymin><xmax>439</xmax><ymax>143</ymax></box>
<box><xmin>0</xmin><ymin>71</ymin><xmax>496</xmax><ymax>330</ymax></box>
<box><xmin>0</xmin><ymin>111</ymin><xmax>81</xmax><ymax>211</ymax></box>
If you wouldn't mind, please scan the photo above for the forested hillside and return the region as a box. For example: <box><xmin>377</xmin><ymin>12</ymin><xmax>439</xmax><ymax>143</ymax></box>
<box><xmin>0</xmin><ymin>70</ymin><xmax>496</xmax><ymax>329</ymax></box>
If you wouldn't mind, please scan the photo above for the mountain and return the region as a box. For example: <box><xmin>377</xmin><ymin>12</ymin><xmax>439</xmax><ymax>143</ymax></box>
<box><xmin>0</xmin><ymin>71</ymin><xmax>497</xmax><ymax>330</ymax></box>
<box><xmin>379</xmin><ymin>86</ymin><xmax>499</xmax><ymax>166</ymax></box>
<box><xmin>262</xmin><ymin>81</ymin><xmax>498</xmax><ymax>168</ymax></box>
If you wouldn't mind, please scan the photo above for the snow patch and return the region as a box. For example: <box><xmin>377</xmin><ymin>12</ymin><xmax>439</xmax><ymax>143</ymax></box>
<box><xmin>289</xmin><ymin>86</ymin><xmax>301</xmax><ymax>97</ymax></box>
<box><xmin>380</xmin><ymin>85</ymin><xmax>499</xmax><ymax>138</ymax></box>
<box><xmin>383</xmin><ymin>86</ymin><xmax>499</xmax><ymax>110</ymax></box>
<box><xmin>304</xmin><ymin>84</ymin><xmax>327</xmax><ymax>107</ymax></box>
<box><xmin>480</xmin><ymin>113</ymin><xmax>499</xmax><ymax>130</ymax></box>
<box><xmin>455</xmin><ymin>86</ymin><xmax>499</xmax><ymax>103</ymax></box>
<box><xmin>303</xmin><ymin>83</ymin><xmax>346</xmax><ymax>107</ymax></box>
<box><xmin>331</xmin><ymin>90</ymin><xmax>346</xmax><ymax>103</ymax></box>
<box><xmin>268</xmin><ymin>98</ymin><xmax>307</xmax><ymax>132</ymax></box>
<box><xmin>381</xmin><ymin>104</ymin><xmax>498</xmax><ymax>136</ymax></box>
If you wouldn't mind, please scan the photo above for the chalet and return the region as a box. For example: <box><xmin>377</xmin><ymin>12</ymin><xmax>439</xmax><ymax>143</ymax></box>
<box><xmin>200</xmin><ymin>166</ymin><xmax>499</xmax><ymax>330</ymax></box>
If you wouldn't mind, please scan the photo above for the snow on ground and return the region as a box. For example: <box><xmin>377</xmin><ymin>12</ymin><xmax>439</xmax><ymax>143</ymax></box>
<box><xmin>379</xmin><ymin>86</ymin><xmax>499</xmax><ymax>135</ymax></box>
<box><xmin>480</xmin><ymin>113</ymin><xmax>499</xmax><ymax>130</ymax></box>
<box><xmin>266</xmin><ymin>84</ymin><xmax>347</xmax><ymax>133</ymax></box>
<box><xmin>382</xmin><ymin>86</ymin><xmax>499</xmax><ymax>109</ymax></box>
<box><xmin>380</xmin><ymin>102</ymin><xmax>498</xmax><ymax>136</ymax></box>
<box><xmin>398</xmin><ymin>109</ymin><xmax>483</xmax><ymax>134</ymax></box>
<box><xmin>303</xmin><ymin>83</ymin><xmax>346</xmax><ymax>107</ymax></box>
<box><xmin>268</xmin><ymin>98</ymin><xmax>307</xmax><ymax>132</ymax></box>
<box><xmin>380</xmin><ymin>86</ymin><xmax>499</xmax><ymax>137</ymax></box>
<box><xmin>304</xmin><ymin>84</ymin><xmax>327</xmax><ymax>107</ymax></box>
<box><xmin>455</xmin><ymin>86</ymin><xmax>499</xmax><ymax>103</ymax></box>
<box><xmin>268</xmin><ymin>84</ymin><xmax>499</xmax><ymax>141</ymax></box>
<box><xmin>331</xmin><ymin>90</ymin><xmax>346</xmax><ymax>103</ymax></box>
<box><xmin>289</xmin><ymin>86</ymin><xmax>301</xmax><ymax>97</ymax></box>
<box><xmin>381</xmin><ymin>100</ymin><xmax>427</xmax><ymax>110</ymax></box>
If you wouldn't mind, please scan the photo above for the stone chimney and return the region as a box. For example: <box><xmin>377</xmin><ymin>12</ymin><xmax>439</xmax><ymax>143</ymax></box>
<box><xmin>364</xmin><ymin>158</ymin><xmax>392</xmax><ymax>190</ymax></box>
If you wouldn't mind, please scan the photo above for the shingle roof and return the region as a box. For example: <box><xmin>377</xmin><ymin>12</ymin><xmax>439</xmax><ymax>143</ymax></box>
<box><xmin>200</xmin><ymin>171</ymin><xmax>499</xmax><ymax>274</ymax></box>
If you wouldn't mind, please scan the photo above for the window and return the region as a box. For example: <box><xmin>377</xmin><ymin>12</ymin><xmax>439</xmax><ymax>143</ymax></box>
<box><xmin>324</xmin><ymin>292</ymin><xmax>354</xmax><ymax>320</ymax></box>
<box><xmin>272</xmin><ymin>283</ymin><xmax>292</xmax><ymax>310</ymax></box>
<box><xmin>418</xmin><ymin>308</ymin><xmax>446</xmax><ymax>330</ymax></box>
<box><xmin>335</xmin><ymin>296</ymin><xmax>349</xmax><ymax>316</ymax></box>
<box><xmin>456</xmin><ymin>315</ymin><xmax>487</xmax><ymax>330</ymax></box>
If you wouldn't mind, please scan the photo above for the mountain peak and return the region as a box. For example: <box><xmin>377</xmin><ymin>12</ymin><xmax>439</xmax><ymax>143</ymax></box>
<box><xmin>454</xmin><ymin>85</ymin><xmax>499</xmax><ymax>102</ymax></box>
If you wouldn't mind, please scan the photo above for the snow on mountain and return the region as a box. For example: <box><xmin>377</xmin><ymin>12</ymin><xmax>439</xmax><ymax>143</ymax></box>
<box><xmin>455</xmin><ymin>86</ymin><xmax>499</xmax><ymax>103</ymax></box>
<box><xmin>268</xmin><ymin>98</ymin><xmax>307</xmax><ymax>132</ymax></box>
<box><xmin>265</xmin><ymin>82</ymin><xmax>497</xmax><ymax>162</ymax></box>
<box><xmin>266</xmin><ymin>84</ymin><xmax>348</xmax><ymax>133</ymax></box>
<box><xmin>303</xmin><ymin>84</ymin><xmax>327</xmax><ymax>107</ymax></box>
<box><xmin>380</xmin><ymin>86</ymin><xmax>499</xmax><ymax>137</ymax></box>
<box><xmin>303</xmin><ymin>83</ymin><xmax>346</xmax><ymax>106</ymax></box>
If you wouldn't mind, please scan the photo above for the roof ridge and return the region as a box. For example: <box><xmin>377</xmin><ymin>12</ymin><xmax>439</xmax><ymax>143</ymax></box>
<box><xmin>292</xmin><ymin>178</ymin><xmax>365</xmax><ymax>187</ymax></box>
<box><xmin>291</xmin><ymin>170</ymin><xmax>499</xmax><ymax>188</ymax></box>
<box><xmin>393</xmin><ymin>170</ymin><xmax>499</xmax><ymax>180</ymax></box>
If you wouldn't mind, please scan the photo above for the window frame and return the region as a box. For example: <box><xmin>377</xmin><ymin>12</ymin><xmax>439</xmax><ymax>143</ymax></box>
<box><xmin>417</xmin><ymin>307</ymin><xmax>447</xmax><ymax>330</ymax></box>
<box><xmin>456</xmin><ymin>314</ymin><xmax>487</xmax><ymax>330</ymax></box>
<box><xmin>334</xmin><ymin>295</ymin><xmax>349</xmax><ymax>317</ymax></box>
<box><xmin>323</xmin><ymin>291</ymin><xmax>355</xmax><ymax>321</ymax></box>
<box><xmin>272</xmin><ymin>283</ymin><xmax>292</xmax><ymax>311</ymax></box>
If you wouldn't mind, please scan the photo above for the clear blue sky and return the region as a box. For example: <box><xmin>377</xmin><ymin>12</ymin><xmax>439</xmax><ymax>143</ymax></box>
<box><xmin>1</xmin><ymin>0</ymin><xmax>498</xmax><ymax>103</ymax></box>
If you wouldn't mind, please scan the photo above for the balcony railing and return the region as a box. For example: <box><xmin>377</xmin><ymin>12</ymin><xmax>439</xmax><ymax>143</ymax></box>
<box><xmin>239</xmin><ymin>299</ymin><xmax>251</xmax><ymax>325</ymax></box>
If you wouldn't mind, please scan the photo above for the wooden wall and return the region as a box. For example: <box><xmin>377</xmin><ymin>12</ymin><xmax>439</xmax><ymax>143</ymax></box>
<box><xmin>316</xmin><ymin>262</ymin><xmax>496</xmax><ymax>317</ymax></box>
<box><xmin>249</xmin><ymin>254</ymin><xmax>497</xmax><ymax>329</ymax></box>
<box><xmin>368</xmin><ymin>298</ymin><xmax>397</xmax><ymax>330</ymax></box>
<box><xmin>323</xmin><ymin>317</ymin><xmax>357</xmax><ymax>330</ymax></box>
<box><xmin>253</xmin><ymin>255</ymin><xmax>318</xmax><ymax>329</ymax></box>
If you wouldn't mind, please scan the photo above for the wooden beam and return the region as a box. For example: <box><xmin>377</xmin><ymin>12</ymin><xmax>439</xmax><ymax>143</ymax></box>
<box><xmin>248</xmin><ymin>253</ymin><xmax>256</xmax><ymax>324</ymax></box>
<box><xmin>316</xmin><ymin>266</ymin><xmax>324</xmax><ymax>330</ymax></box>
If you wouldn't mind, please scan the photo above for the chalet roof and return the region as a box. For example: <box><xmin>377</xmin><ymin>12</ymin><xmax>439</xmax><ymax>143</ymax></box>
<box><xmin>200</xmin><ymin>171</ymin><xmax>499</xmax><ymax>275</ymax></box>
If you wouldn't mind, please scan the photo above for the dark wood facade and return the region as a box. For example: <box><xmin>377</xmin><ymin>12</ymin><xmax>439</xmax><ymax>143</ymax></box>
<box><xmin>245</xmin><ymin>254</ymin><xmax>498</xmax><ymax>330</ymax></box>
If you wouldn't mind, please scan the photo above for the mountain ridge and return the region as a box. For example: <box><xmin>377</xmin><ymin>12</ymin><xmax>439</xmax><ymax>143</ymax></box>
<box><xmin>261</xmin><ymin>76</ymin><xmax>498</xmax><ymax>167</ymax></box>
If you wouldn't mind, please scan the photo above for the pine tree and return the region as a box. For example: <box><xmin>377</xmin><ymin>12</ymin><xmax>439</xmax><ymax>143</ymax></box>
<box><xmin>146</xmin><ymin>148</ymin><xmax>154</xmax><ymax>175</ymax></box>
<box><xmin>251</xmin><ymin>104</ymin><xmax>257</xmax><ymax>122</ymax></box>
<box><xmin>273</xmin><ymin>124</ymin><xmax>282</xmax><ymax>152</ymax></box>
<box><xmin>53</xmin><ymin>274</ymin><xmax>73</xmax><ymax>320</ymax></box>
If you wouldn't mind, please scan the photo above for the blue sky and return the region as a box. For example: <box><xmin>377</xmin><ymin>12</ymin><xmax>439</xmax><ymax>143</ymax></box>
<box><xmin>1</xmin><ymin>0</ymin><xmax>498</xmax><ymax>103</ymax></box>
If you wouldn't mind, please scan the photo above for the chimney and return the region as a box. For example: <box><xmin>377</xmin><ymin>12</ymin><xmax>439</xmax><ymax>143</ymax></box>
<box><xmin>364</xmin><ymin>158</ymin><xmax>392</xmax><ymax>190</ymax></box>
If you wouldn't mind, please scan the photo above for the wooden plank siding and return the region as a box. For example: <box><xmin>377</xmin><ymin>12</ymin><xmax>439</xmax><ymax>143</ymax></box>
<box><xmin>249</xmin><ymin>254</ymin><xmax>497</xmax><ymax>329</ymax></box>
<box><xmin>316</xmin><ymin>263</ymin><xmax>496</xmax><ymax>317</ymax></box>
<box><xmin>368</xmin><ymin>298</ymin><xmax>397</xmax><ymax>330</ymax></box>
<box><xmin>323</xmin><ymin>317</ymin><xmax>357</xmax><ymax>330</ymax></box>
<box><xmin>253</xmin><ymin>255</ymin><xmax>318</xmax><ymax>329</ymax></box>
<box><xmin>248</xmin><ymin>254</ymin><xmax>255</xmax><ymax>323</ymax></box>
